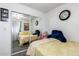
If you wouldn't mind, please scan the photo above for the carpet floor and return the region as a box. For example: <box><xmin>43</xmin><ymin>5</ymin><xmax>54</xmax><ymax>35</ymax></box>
<box><xmin>11</xmin><ymin>40</ymin><xmax>29</xmax><ymax>56</ymax></box>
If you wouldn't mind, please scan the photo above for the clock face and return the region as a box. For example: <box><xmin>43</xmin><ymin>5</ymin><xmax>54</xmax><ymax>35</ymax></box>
<box><xmin>35</xmin><ymin>20</ymin><xmax>38</xmax><ymax>26</ymax></box>
<box><xmin>59</xmin><ymin>10</ymin><xmax>71</xmax><ymax>21</ymax></box>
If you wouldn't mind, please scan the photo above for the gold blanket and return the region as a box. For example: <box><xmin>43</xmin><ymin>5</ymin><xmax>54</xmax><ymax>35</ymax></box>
<box><xmin>26</xmin><ymin>38</ymin><xmax>79</xmax><ymax>56</ymax></box>
<box><xmin>19</xmin><ymin>35</ymin><xmax>38</xmax><ymax>46</ymax></box>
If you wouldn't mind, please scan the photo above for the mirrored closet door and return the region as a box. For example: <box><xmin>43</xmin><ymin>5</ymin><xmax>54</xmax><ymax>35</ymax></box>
<box><xmin>11</xmin><ymin>11</ymin><xmax>38</xmax><ymax>56</ymax></box>
<box><xmin>11</xmin><ymin>11</ymin><xmax>30</xmax><ymax>56</ymax></box>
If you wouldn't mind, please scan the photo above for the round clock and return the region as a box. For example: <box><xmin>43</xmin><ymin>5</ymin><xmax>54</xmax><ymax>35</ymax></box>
<box><xmin>59</xmin><ymin>10</ymin><xmax>71</xmax><ymax>21</ymax></box>
<box><xmin>35</xmin><ymin>20</ymin><xmax>38</xmax><ymax>26</ymax></box>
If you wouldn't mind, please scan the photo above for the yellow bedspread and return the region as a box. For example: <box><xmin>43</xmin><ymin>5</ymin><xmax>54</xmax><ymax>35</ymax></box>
<box><xmin>19</xmin><ymin>31</ymin><xmax>38</xmax><ymax>46</ymax></box>
<box><xmin>26</xmin><ymin>38</ymin><xmax>79</xmax><ymax>56</ymax></box>
<box><xmin>19</xmin><ymin>35</ymin><xmax>38</xmax><ymax>46</ymax></box>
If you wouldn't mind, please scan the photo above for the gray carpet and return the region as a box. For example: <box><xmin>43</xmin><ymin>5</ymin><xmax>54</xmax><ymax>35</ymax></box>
<box><xmin>11</xmin><ymin>40</ymin><xmax>29</xmax><ymax>56</ymax></box>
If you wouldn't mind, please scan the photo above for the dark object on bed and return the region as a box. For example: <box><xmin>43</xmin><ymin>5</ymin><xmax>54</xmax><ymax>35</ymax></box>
<box><xmin>47</xmin><ymin>30</ymin><xmax>67</xmax><ymax>42</ymax></box>
<box><xmin>33</xmin><ymin>30</ymin><xmax>40</xmax><ymax>36</ymax></box>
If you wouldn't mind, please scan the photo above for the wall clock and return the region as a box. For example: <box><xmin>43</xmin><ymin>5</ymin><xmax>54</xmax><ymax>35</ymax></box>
<box><xmin>59</xmin><ymin>10</ymin><xmax>71</xmax><ymax>21</ymax></box>
<box><xmin>35</xmin><ymin>20</ymin><xmax>38</xmax><ymax>26</ymax></box>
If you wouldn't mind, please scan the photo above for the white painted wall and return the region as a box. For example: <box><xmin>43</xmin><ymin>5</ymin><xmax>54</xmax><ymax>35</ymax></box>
<box><xmin>0</xmin><ymin>22</ymin><xmax>11</xmax><ymax>56</ymax></box>
<box><xmin>31</xmin><ymin>18</ymin><xmax>41</xmax><ymax>33</ymax></box>
<box><xmin>0</xmin><ymin>3</ymin><xmax>44</xmax><ymax>56</ymax></box>
<box><xmin>30</xmin><ymin>15</ymin><xmax>49</xmax><ymax>33</ymax></box>
<box><xmin>46</xmin><ymin>3</ymin><xmax>79</xmax><ymax>42</ymax></box>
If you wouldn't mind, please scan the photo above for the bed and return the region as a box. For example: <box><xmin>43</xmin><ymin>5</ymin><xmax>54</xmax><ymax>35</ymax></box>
<box><xmin>19</xmin><ymin>31</ymin><xmax>38</xmax><ymax>46</ymax></box>
<box><xmin>26</xmin><ymin>38</ymin><xmax>79</xmax><ymax>56</ymax></box>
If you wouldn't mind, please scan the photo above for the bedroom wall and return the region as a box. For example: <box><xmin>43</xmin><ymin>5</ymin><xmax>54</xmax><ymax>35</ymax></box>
<box><xmin>0</xmin><ymin>3</ymin><xmax>44</xmax><ymax>56</ymax></box>
<box><xmin>30</xmin><ymin>15</ymin><xmax>48</xmax><ymax>33</ymax></box>
<box><xmin>46</xmin><ymin>3</ymin><xmax>79</xmax><ymax>42</ymax></box>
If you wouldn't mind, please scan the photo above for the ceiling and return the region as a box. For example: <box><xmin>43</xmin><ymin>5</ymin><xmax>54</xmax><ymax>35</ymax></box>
<box><xmin>21</xmin><ymin>3</ymin><xmax>63</xmax><ymax>13</ymax></box>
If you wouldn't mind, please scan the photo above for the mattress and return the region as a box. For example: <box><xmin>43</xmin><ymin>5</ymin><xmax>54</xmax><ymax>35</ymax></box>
<box><xmin>26</xmin><ymin>38</ymin><xmax>79</xmax><ymax>56</ymax></box>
